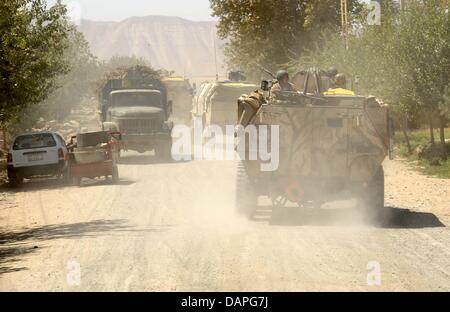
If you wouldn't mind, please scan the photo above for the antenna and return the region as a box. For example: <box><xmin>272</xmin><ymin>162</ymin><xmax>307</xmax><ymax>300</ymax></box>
<box><xmin>213</xmin><ymin>28</ymin><xmax>219</xmax><ymax>82</ymax></box>
<box><xmin>341</xmin><ymin>0</ymin><xmax>349</xmax><ymax>49</ymax></box>
<box><xmin>256</xmin><ymin>64</ymin><xmax>276</xmax><ymax>79</ymax></box>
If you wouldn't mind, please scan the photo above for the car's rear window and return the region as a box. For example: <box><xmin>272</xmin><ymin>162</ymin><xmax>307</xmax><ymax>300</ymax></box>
<box><xmin>13</xmin><ymin>133</ymin><xmax>56</xmax><ymax>150</ymax></box>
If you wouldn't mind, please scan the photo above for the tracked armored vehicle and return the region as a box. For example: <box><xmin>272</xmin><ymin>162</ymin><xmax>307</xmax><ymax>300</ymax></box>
<box><xmin>236</xmin><ymin>69</ymin><xmax>393</xmax><ymax>222</ymax></box>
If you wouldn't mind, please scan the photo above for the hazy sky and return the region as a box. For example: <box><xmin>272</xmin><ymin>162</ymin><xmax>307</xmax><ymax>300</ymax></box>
<box><xmin>46</xmin><ymin>1</ymin><xmax>374</xmax><ymax>22</ymax></box>
<box><xmin>46</xmin><ymin>0</ymin><xmax>216</xmax><ymax>22</ymax></box>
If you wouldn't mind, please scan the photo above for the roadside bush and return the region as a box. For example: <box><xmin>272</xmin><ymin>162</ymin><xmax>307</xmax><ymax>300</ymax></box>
<box><xmin>418</xmin><ymin>143</ymin><xmax>450</xmax><ymax>165</ymax></box>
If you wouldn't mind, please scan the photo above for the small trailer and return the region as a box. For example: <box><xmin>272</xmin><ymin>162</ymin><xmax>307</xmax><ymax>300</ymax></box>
<box><xmin>67</xmin><ymin>131</ymin><xmax>121</xmax><ymax>186</ymax></box>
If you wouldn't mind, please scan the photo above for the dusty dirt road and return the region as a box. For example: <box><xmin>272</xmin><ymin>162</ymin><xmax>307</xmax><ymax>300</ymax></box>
<box><xmin>0</xmin><ymin>156</ymin><xmax>449</xmax><ymax>291</ymax></box>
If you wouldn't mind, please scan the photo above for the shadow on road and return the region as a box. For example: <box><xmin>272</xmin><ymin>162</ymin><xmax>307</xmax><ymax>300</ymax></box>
<box><xmin>0</xmin><ymin>219</ymin><xmax>170</xmax><ymax>276</ymax></box>
<box><xmin>0</xmin><ymin>177</ymin><xmax>136</xmax><ymax>192</ymax></box>
<box><xmin>0</xmin><ymin>178</ymin><xmax>65</xmax><ymax>192</ymax></box>
<box><xmin>254</xmin><ymin>206</ymin><xmax>445</xmax><ymax>229</ymax></box>
<box><xmin>78</xmin><ymin>179</ymin><xmax>135</xmax><ymax>188</ymax></box>
<box><xmin>381</xmin><ymin>206</ymin><xmax>446</xmax><ymax>229</ymax></box>
<box><xmin>0</xmin><ymin>246</ymin><xmax>34</xmax><ymax>275</ymax></box>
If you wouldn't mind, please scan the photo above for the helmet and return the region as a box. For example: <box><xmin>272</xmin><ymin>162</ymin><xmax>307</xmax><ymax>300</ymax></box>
<box><xmin>334</xmin><ymin>74</ymin><xmax>347</xmax><ymax>87</ymax></box>
<box><xmin>328</xmin><ymin>67</ymin><xmax>338</xmax><ymax>77</ymax></box>
<box><xmin>276</xmin><ymin>70</ymin><xmax>289</xmax><ymax>81</ymax></box>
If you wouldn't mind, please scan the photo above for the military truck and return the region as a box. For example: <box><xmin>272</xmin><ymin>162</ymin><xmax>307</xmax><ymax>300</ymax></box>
<box><xmin>99</xmin><ymin>66</ymin><xmax>173</xmax><ymax>158</ymax></box>
<box><xmin>192</xmin><ymin>81</ymin><xmax>259</xmax><ymax>127</ymax></box>
<box><xmin>162</xmin><ymin>77</ymin><xmax>193</xmax><ymax>124</ymax></box>
<box><xmin>236</xmin><ymin>69</ymin><xmax>393</xmax><ymax>223</ymax></box>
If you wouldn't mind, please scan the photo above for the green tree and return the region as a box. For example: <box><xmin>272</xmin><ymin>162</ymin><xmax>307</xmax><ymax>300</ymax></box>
<box><xmin>292</xmin><ymin>0</ymin><xmax>450</xmax><ymax>153</ymax></box>
<box><xmin>398</xmin><ymin>0</ymin><xmax>450</xmax><ymax>146</ymax></box>
<box><xmin>102</xmin><ymin>55</ymin><xmax>149</xmax><ymax>72</ymax></box>
<box><xmin>0</xmin><ymin>0</ymin><xmax>73</xmax><ymax>128</ymax></box>
<box><xmin>37</xmin><ymin>28</ymin><xmax>99</xmax><ymax>123</ymax></box>
<box><xmin>210</xmin><ymin>0</ymin><xmax>362</xmax><ymax>77</ymax></box>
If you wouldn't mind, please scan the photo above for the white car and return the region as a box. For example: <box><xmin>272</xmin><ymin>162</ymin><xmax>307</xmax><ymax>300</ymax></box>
<box><xmin>7</xmin><ymin>131</ymin><xmax>69</xmax><ymax>187</ymax></box>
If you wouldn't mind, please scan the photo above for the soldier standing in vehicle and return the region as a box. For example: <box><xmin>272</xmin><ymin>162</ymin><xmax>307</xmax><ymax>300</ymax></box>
<box><xmin>324</xmin><ymin>73</ymin><xmax>355</xmax><ymax>96</ymax></box>
<box><xmin>327</xmin><ymin>66</ymin><xmax>338</xmax><ymax>87</ymax></box>
<box><xmin>334</xmin><ymin>73</ymin><xmax>347</xmax><ymax>88</ymax></box>
<box><xmin>271</xmin><ymin>70</ymin><xmax>297</xmax><ymax>95</ymax></box>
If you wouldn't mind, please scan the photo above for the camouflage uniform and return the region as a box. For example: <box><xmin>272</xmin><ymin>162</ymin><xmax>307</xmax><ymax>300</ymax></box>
<box><xmin>271</xmin><ymin>81</ymin><xmax>297</xmax><ymax>93</ymax></box>
<box><xmin>324</xmin><ymin>74</ymin><xmax>355</xmax><ymax>95</ymax></box>
<box><xmin>271</xmin><ymin>70</ymin><xmax>297</xmax><ymax>98</ymax></box>
<box><xmin>333</xmin><ymin>74</ymin><xmax>347</xmax><ymax>89</ymax></box>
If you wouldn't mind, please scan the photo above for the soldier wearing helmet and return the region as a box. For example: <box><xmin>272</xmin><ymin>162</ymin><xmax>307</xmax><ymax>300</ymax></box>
<box><xmin>328</xmin><ymin>66</ymin><xmax>338</xmax><ymax>78</ymax></box>
<box><xmin>326</xmin><ymin>66</ymin><xmax>339</xmax><ymax>89</ymax></box>
<box><xmin>324</xmin><ymin>73</ymin><xmax>355</xmax><ymax>96</ymax></box>
<box><xmin>271</xmin><ymin>70</ymin><xmax>297</xmax><ymax>95</ymax></box>
<box><xmin>334</xmin><ymin>74</ymin><xmax>347</xmax><ymax>88</ymax></box>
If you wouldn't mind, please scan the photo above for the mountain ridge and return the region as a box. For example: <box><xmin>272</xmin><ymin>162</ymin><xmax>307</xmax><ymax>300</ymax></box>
<box><xmin>78</xmin><ymin>15</ymin><xmax>226</xmax><ymax>77</ymax></box>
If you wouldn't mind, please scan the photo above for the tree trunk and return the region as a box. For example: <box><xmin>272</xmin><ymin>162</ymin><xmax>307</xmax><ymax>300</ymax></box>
<box><xmin>429</xmin><ymin>113</ymin><xmax>435</xmax><ymax>145</ymax></box>
<box><xmin>439</xmin><ymin>115</ymin><xmax>447</xmax><ymax>160</ymax></box>
<box><xmin>439</xmin><ymin>115</ymin><xmax>446</xmax><ymax>146</ymax></box>
<box><xmin>401</xmin><ymin>117</ymin><xmax>412</xmax><ymax>154</ymax></box>
<box><xmin>2</xmin><ymin>127</ymin><xmax>7</xmax><ymax>151</ymax></box>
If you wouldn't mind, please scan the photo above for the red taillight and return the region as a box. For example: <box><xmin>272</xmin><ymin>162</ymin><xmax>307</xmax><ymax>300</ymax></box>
<box><xmin>7</xmin><ymin>153</ymin><xmax>13</xmax><ymax>164</ymax></box>
<box><xmin>58</xmin><ymin>148</ymin><xmax>64</xmax><ymax>159</ymax></box>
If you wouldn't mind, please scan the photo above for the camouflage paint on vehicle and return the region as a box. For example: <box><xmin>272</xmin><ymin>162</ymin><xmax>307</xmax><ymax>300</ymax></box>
<box><xmin>248</xmin><ymin>97</ymin><xmax>389</xmax><ymax>182</ymax></box>
<box><xmin>237</xmin><ymin>79</ymin><xmax>391</xmax><ymax>216</ymax></box>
